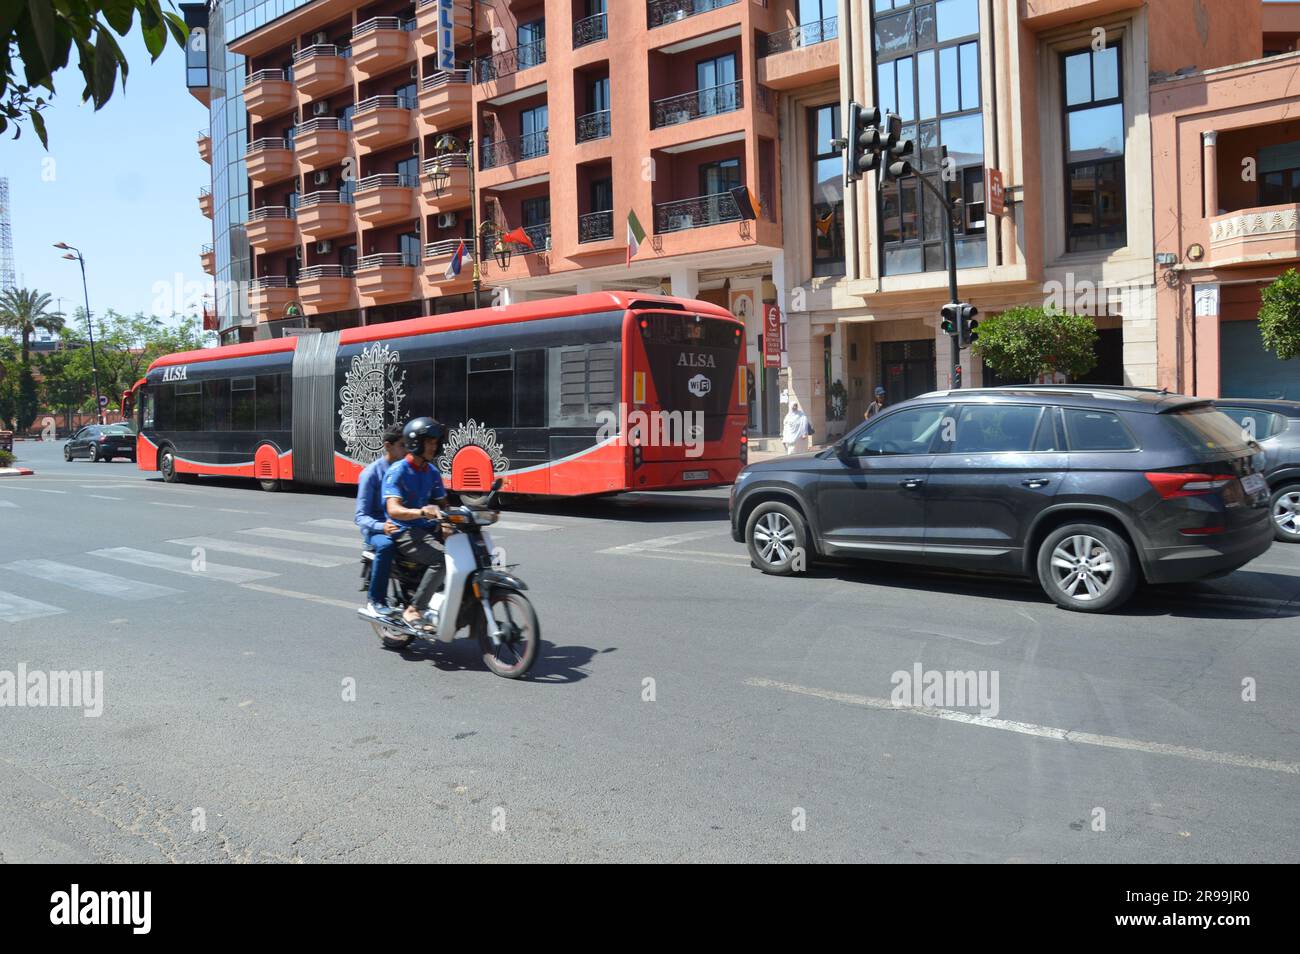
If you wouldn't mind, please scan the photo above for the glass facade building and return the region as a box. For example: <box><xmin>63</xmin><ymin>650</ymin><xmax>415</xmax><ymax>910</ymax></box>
<box><xmin>185</xmin><ymin>1</ymin><xmax>317</xmax><ymax>344</ymax></box>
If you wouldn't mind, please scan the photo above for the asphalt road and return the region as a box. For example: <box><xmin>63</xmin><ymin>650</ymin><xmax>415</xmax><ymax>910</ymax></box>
<box><xmin>1</xmin><ymin>437</ymin><xmax>1298</xmax><ymax>863</ymax></box>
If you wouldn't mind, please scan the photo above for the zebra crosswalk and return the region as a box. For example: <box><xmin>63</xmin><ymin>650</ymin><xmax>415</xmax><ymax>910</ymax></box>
<box><xmin>0</xmin><ymin>513</ymin><xmax>566</xmax><ymax>624</ymax></box>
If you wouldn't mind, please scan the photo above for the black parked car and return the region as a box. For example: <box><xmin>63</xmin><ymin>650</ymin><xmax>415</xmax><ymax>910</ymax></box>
<box><xmin>1211</xmin><ymin>399</ymin><xmax>1300</xmax><ymax>543</ymax></box>
<box><xmin>730</xmin><ymin>386</ymin><xmax>1273</xmax><ymax>613</ymax></box>
<box><xmin>63</xmin><ymin>424</ymin><xmax>136</xmax><ymax>462</ymax></box>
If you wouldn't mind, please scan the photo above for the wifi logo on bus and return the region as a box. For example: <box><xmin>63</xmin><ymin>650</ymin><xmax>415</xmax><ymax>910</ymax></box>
<box><xmin>688</xmin><ymin>374</ymin><xmax>712</xmax><ymax>398</ymax></box>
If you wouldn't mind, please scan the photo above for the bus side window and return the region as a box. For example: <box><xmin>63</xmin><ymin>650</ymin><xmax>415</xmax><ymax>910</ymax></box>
<box><xmin>515</xmin><ymin>349</ymin><xmax>546</xmax><ymax>428</ymax></box>
<box><xmin>435</xmin><ymin>356</ymin><xmax>467</xmax><ymax>428</ymax></box>
<box><xmin>203</xmin><ymin>379</ymin><xmax>231</xmax><ymax>431</ymax></box>
<box><xmin>174</xmin><ymin>382</ymin><xmax>201</xmax><ymax>431</ymax></box>
<box><xmin>232</xmin><ymin>377</ymin><xmax>256</xmax><ymax>430</ymax></box>
<box><xmin>142</xmin><ymin>389</ymin><xmax>156</xmax><ymax>430</ymax></box>
<box><xmin>257</xmin><ymin>374</ymin><xmax>281</xmax><ymax>431</ymax></box>
<box><xmin>468</xmin><ymin>353</ymin><xmax>513</xmax><ymax>428</ymax></box>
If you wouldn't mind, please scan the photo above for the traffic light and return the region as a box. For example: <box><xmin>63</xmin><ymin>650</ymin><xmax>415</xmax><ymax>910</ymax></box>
<box><xmin>881</xmin><ymin>112</ymin><xmax>914</xmax><ymax>182</ymax></box>
<box><xmin>940</xmin><ymin>302</ymin><xmax>959</xmax><ymax>337</ymax></box>
<box><xmin>845</xmin><ymin>102</ymin><xmax>883</xmax><ymax>184</ymax></box>
<box><xmin>958</xmin><ymin>303</ymin><xmax>980</xmax><ymax>348</ymax></box>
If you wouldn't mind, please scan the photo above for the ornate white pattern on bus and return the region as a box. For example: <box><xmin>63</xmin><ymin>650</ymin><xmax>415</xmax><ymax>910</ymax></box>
<box><xmin>438</xmin><ymin>419</ymin><xmax>511</xmax><ymax>475</ymax></box>
<box><xmin>338</xmin><ymin>341</ymin><xmax>407</xmax><ymax>464</ymax></box>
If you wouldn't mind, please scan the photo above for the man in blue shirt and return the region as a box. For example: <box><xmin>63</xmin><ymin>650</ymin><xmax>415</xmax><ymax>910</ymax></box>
<box><xmin>356</xmin><ymin>424</ymin><xmax>406</xmax><ymax>619</ymax></box>
<box><xmin>382</xmin><ymin>417</ymin><xmax>449</xmax><ymax>631</ymax></box>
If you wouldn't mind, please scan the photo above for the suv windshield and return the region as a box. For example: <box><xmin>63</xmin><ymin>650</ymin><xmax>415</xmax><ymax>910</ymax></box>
<box><xmin>1168</xmin><ymin>405</ymin><xmax>1254</xmax><ymax>455</ymax></box>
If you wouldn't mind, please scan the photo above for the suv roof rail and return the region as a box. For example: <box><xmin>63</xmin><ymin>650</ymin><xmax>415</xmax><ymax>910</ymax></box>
<box><xmin>1027</xmin><ymin>383</ymin><xmax>1170</xmax><ymax>395</ymax></box>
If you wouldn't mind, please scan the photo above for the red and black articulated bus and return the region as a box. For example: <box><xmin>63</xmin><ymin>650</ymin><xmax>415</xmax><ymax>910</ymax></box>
<box><xmin>125</xmin><ymin>293</ymin><xmax>748</xmax><ymax>497</ymax></box>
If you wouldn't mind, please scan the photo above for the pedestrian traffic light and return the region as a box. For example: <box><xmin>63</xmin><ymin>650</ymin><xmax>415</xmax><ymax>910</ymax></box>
<box><xmin>845</xmin><ymin>102</ymin><xmax>883</xmax><ymax>184</ymax></box>
<box><xmin>881</xmin><ymin>112</ymin><xmax>914</xmax><ymax>182</ymax></box>
<box><xmin>940</xmin><ymin>303</ymin><xmax>959</xmax><ymax>337</ymax></box>
<box><xmin>958</xmin><ymin>303</ymin><xmax>980</xmax><ymax>348</ymax></box>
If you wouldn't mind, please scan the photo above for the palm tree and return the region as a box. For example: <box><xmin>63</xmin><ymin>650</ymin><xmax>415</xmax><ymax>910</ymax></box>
<box><xmin>0</xmin><ymin>287</ymin><xmax>65</xmax><ymax>364</ymax></box>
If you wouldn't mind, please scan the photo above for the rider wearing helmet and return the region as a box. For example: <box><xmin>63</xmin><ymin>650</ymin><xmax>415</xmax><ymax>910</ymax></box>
<box><xmin>381</xmin><ymin>416</ymin><xmax>450</xmax><ymax>631</ymax></box>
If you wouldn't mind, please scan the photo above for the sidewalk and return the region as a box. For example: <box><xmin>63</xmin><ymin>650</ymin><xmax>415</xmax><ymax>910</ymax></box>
<box><xmin>747</xmin><ymin>442</ymin><xmax>831</xmax><ymax>465</ymax></box>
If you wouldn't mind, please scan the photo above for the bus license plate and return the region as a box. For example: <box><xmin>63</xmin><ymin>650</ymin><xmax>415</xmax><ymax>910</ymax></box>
<box><xmin>682</xmin><ymin>470</ymin><xmax>709</xmax><ymax>481</ymax></box>
<box><xmin>1241</xmin><ymin>473</ymin><xmax>1267</xmax><ymax>496</ymax></box>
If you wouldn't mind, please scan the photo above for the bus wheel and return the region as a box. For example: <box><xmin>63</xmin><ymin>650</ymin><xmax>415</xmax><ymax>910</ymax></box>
<box><xmin>458</xmin><ymin>492</ymin><xmax>490</xmax><ymax>507</ymax></box>
<box><xmin>160</xmin><ymin>448</ymin><xmax>185</xmax><ymax>483</ymax></box>
<box><xmin>258</xmin><ymin>478</ymin><xmax>281</xmax><ymax>492</ymax></box>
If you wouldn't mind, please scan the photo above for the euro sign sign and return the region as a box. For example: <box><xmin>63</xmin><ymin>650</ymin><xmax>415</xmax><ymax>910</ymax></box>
<box><xmin>438</xmin><ymin>0</ymin><xmax>456</xmax><ymax>71</ymax></box>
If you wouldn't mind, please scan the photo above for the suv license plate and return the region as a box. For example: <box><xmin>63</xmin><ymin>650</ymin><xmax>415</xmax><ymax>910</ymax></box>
<box><xmin>1241</xmin><ymin>473</ymin><xmax>1267</xmax><ymax>496</ymax></box>
<box><xmin>682</xmin><ymin>470</ymin><xmax>709</xmax><ymax>481</ymax></box>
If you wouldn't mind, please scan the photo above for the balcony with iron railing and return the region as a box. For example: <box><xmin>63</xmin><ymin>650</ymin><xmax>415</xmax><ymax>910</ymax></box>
<box><xmin>419</xmin><ymin>69</ymin><xmax>472</xmax><ymax>124</ymax></box>
<box><xmin>351</xmin><ymin>16</ymin><xmax>416</xmax><ymax>76</ymax></box>
<box><xmin>197</xmin><ymin>130</ymin><xmax>211</xmax><ymax>164</ymax></box>
<box><xmin>355</xmin><ymin>251</ymin><xmax>419</xmax><ymax>303</ymax></box>
<box><xmin>573</xmin><ymin>12</ymin><xmax>608</xmax><ymax>49</ymax></box>
<box><xmin>249</xmin><ymin>275</ymin><xmax>299</xmax><ymax>319</ymax></box>
<box><xmin>415</xmin><ymin>0</ymin><xmax>479</xmax><ymax>48</ymax></box>
<box><xmin>245</xmin><ymin>136</ymin><xmax>295</xmax><ymax>184</ymax></box>
<box><xmin>756</xmin><ymin>16</ymin><xmax>839</xmax><ymax>90</ymax></box>
<box><xmin>760</xmin><ymin>16</ymin><xmax>837</xmax><ymax>55</ymax></box>
<box><xmin>294</xmin><ymin>116</ymin><xmax>351</xmax><ymax>168</ymax></box>
<box><xmin>421</xmin><ymin>153</ymin><xmax>471</xmax><ymax>210</ymax></box>
<box><xmin>200</xmin><ymin>244</ymin><xmax>215</xmax><ymax>275</ymax></box>
<box><xmin>354</xmin><ymin>173</ymin><xmax>420</xmax><ymax>227</ymax></box>
<box><xmin>293</xmin><ymin>44</ymin><xmax>352</xmax><ymax>97</ymax></box>
<box><xmin>295</xmin><ymin>190</ymin><xmax>356</xmax><ymax>240</ymax></box>
<box><xmin>297</xmin><ymin>264</ymin><xmax>356</xmax><ymax>311</ymax></box>
<box><xmin>198</xmin><ymin>187</ymin><xmax>213</xmax><ymax>218</ymax></box>
<box><xmin>576</xmin><ymin>109</ymin><xmax>611</xmax><ymax>144</ymax></box>
<box><xmin>480</xmin><ymin>129</ymin><xmax>549</xmax><ymax>169</ymax></box>
<box><xmin>246</xmin><ymin>206</ymin><xmax>299</xmax><ymax>251</ymax></box>
<box><xmin>353</xmin><ymin>93</ymin><xmax>417</xmax><ymax>149</ymax></box>
<box><xmin>481</xmin><ymin>222</ymin><xmax>552</xmax><ymax>279</ymax></box>
<box><xmin>654</xmin><ymin>192</ymin><xmax>741</xmax><ymax>233</ymax></box>
<box><xmin>647</xmin><ymin>0</ymin><xmax>740</xmax><ymax>29</ymax></box>
<box><xmin>243</xmin><ymin>67</ymin><xmax>293</xmax><ymax>120</ymax></box>
<box><xmin>475</xmin><ymin>39</ymin><xmax>546</xmax><ymax>82</ymax></box>
<box><xmin>578</xmin><ymin>210</ymin><xmax>615</xmax><ymax>244</ymax></box>
<box><xmin>652</xmin><ymin>80</ymin><xmax>744</xmax><ymax>128</ymax></box>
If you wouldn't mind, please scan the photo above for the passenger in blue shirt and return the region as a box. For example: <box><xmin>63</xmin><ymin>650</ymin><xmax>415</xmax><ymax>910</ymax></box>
<box><xmin>356</xmin><ymin>424</ymin><xmax>406</xmax><ymax>619</ymax></box>
<box><xmin>382</xmin><ymin>417</ymin><xmax>449</xmax><ymax>631</ymax></box>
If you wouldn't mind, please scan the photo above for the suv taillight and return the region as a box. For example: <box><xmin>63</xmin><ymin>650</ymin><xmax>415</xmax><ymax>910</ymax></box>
<box><xmin>1145</xmin><ymin>472</ymin><xmax>1233</xmax><ymax>499</ymax></box>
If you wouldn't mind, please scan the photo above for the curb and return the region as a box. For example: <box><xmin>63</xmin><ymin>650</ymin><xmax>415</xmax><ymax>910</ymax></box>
<box><xmin>0</xmin><ymin>468</ymin><xmax>34</xmax><ymax>477</ymax></box>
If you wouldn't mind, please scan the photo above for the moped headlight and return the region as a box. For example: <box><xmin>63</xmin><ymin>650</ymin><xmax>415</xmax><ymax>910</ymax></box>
<box><xmin>476</xmin><ymin>511</ymin><xmax>499</xmax><ymax>525</ymax></box>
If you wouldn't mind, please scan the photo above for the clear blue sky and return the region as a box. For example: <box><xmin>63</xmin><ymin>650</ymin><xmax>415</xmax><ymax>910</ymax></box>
<box><xmin>2</xmin><ymin>28</ymin><xmax>210</xmax><ymax>326</ymax></box>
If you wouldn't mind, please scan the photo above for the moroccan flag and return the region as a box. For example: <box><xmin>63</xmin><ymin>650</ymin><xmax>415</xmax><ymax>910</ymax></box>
<box><xmin>627</xmin><ymin>209</ymin><xmax>646</xmax><ymax>266</ymax></box>
<box><xmin>730</xmin><ymin>185</ymin><xmax>761</xmax><ymax>221</ymax></box>
<box><xmin>501</xmin><ymin>226</ymin><xmax>534</xmax><ymax>249</ymax></box>
<box><xmin>444</xmin><ymin>240</ymin><xmax>470</xmax><ymax>281</ymax></box>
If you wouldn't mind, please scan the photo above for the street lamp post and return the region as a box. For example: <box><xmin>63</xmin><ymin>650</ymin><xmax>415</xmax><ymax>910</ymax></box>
<box><xmin>53</xmin><ymin>242</ymin><xmax>104</xmax><ymax>423</ymax></box>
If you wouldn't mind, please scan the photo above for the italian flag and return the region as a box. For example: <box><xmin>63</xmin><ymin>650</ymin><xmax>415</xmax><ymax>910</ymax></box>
<box><xmin>627</xmin><ymin>209</ymin><xmax>646</xmax><ymax>267</ymax></box>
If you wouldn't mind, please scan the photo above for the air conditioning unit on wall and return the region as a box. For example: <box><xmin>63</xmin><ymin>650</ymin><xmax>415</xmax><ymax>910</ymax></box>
<box><xmin>313</xmin><ymin>170</ymin><xmax>331</xmax><ymax>186</ymax></box>
<box><xmin>410</xmin><ymin>65</ymin><xmax>419</xmax><ymax>79</ymax></box>
<box><xmin>313</xmin><ymin>31</ymin><xmax>328</xmax><ymax>45</ymax></box>
<box><xmin>312</xmin><ymin>100</ymin><xmax>330</xmax><ymax>116</ymax></box>
<box><xmin>316</xmin><ymin>240</ymin><xmax>333</xmax><ymax>254</ymax></box>
<box><xmin>437</xmin><ymin>212</ymin><xmax>458</xmax><ymax>229</ymax></box>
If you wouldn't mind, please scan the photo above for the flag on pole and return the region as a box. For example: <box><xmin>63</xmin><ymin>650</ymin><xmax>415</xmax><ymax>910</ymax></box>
<box><xmin>444</xmin><ymin>240</ymin><xmax>470</xmax><ymax>280</ymax></box>
<box><xmin>627</xmin><ymin>209</ymin><xmax>646</xmax><ymax>267</ymax></box>
<box><xmin>729</xmin><ymin>185</ymin><xmax>761</xmax><ymax>221</ymax></box>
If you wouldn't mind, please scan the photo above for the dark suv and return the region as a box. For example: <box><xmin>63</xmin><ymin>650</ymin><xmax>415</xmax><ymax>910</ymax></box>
<box><xmin>730</xmin><ymin>387</ymin><xmax>1274</xmax><ymax>613</ymax></box>
<box><xmin>1211</xmin><ymin>399</ymin><xmax>1300</xmax><ymax>543</ymax></box>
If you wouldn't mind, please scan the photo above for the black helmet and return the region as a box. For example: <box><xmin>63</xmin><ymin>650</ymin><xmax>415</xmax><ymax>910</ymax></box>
<box><xmin>403</xmin><ymin>416</ymin><xmax>447</xmax><ymax>454</ymax></box>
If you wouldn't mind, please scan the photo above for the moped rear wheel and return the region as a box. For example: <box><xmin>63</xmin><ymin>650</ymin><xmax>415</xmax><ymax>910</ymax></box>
<box><xmin>474</xmin><ymin>590</ymin><xmax>538</xmax><ymax>678</ymax></box>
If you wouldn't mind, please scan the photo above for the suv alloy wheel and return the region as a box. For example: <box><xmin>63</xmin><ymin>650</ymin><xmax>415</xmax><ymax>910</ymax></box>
<box><xmin>745</xmin><ymin>501</ymin><xmax>808</xmax><ymax>575</ymax></box>
<box><xmin>1036</xmin><ymin>522</ymin><xmax>1138</xmax><ymax>613</ymax></box>
<box><xmin>1269</xmin><ymin>483</ymin><xmax>1300</xmax><ymax>542</ymax></box>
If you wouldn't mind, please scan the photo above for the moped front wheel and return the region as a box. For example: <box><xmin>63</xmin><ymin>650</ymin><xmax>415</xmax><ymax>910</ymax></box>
<box><xmin>474</xmin><ymin>590</ymin><xmax>539</xmax><ymax>679</ymax></box>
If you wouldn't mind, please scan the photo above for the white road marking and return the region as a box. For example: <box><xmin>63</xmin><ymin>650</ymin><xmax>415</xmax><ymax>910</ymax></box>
<box><xmin>219</xmin><ymin>508</ymin><xmax>266</xmax><ymax>515</ymax></box>
<box><xmin>2</xmin><ymin>559</ymin><xmax>181</xmax><ymax>600</ymax></box>
<box><xmin>240</xmin><ymin>527</ymin><xmax>361</xmax><ymax>550</ymax></box>
<box><xmin>746</xmin><ymin>677</ymin><xmax>1300</xmax><ymax>776</ymax></box>
<box><xmin>0</xmin><ymin>500</ymin><xmax>15</xmax><ymax>508</ymax></box>
<box><xmin>0</xmin><ymin>590</ymin><xmax>66</xmax><ymax>623</ymax></box>
<box><xmin>240</xmin><ymin>582</ymin><xmax>359</xmax><ymax>610</ymax></box>
<box><xmin>305</xmin><ymin>518</ymin><xmax>366</xmax><ymax>530</ymax></box>
<box><xmin>598</xmin><ymin>528</ymin><xmax>730</xmax><ymax>554</ymax></box>
<box><xmin>168</xmin><ymin>536</ymin><xmax>350</xmax><ymax>568</ymax></box>
<box><xmin>496</xmin><ymin>520</ymin><xmax>563</xmax><ymax>532</ymax></box>
<box><xmin>87</xmin><ymin>495</ymin><xmax>123</xmax><ymax>501</ymax></box>
<box><xmin>149</xmin><ymin>502</ymin><xmax>194</xmax><ymax>509</ymax></box>
<box><xmin>89</xmin><ymin>547</ymin><xmax>278</xmax><ymax>584</ymax></box>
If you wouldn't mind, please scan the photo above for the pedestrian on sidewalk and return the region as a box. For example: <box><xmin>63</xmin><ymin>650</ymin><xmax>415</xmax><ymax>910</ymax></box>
<box><xmin>782</xmin><ymin>402</ymin><xmax>813</xmax><ymax>455</ymax></box>
<box><xmin>865</xmin><ymin>385</ymin><xmax>888</xmax><ymax>420</ymax></box>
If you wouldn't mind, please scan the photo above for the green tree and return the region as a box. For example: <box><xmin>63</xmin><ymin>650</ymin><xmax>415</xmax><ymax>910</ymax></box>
<box><xmin>972</xmin><ymin>306</ymin><xmax>1099</xmax><ymax>383</ymax></box>
<box><xmin>1</xmin><ymin>1</ymin><xmax>190</xmax><ymax>146</ymax></box>
<box><xmin>1258</xmin><ymin>268</ymin><xmax>1300</xmax><ymax>362</ymax></box>
<box><xmin>71</xmin><ymin>310</ymin><xmax>213</xmax><ymax>407</ymax></box>
<box><xmin>37</xmin><ymin>335</ymin><xmax>94</xmax><ymax>433</ymax></box>
<box><xmin>0</xmin><ymin>287</ymin><xmax>64</xmax><ymax>363</ymax></box>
